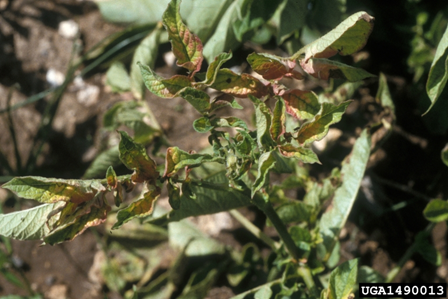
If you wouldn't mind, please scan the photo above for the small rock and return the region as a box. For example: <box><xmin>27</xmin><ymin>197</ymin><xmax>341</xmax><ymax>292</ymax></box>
<box><xmin>45</xmin><ymin>284</ymin><xmax>68</xmax><ymax>299</ymax></box>
<box><xmin>58</xmin><ymin>20</ymin><xmax>79</xmax><ymax>39</ymax></box>
<box><xmin>46</xmin><ymin>68</ymin><xmax>65</xmax><ymax>87</ymax></box>
<box><xmin>77</xmin><ymin>84</ymin><xmax>100</xmax><ymax>107</ymax></box>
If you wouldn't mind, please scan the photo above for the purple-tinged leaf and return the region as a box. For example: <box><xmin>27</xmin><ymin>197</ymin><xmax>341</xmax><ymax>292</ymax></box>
<box><xmin>282</xmin><ymin>89</ymin><xmax>320</xmax><ymax>121</ymax></box>
<box><xmin>210</xmin><ymin>69</ymin><xmax>272</xmax><ymax>98</ymax></box>
<box><xmin>296</xmin><ymin>101</ymin><xmax>351</xmax><ymax>145</ymax></box>
<box><xmin>162</xmin><ymin>0</ymin><xmax>203</xmax><ymax>76</ymax></box>
<box><xmin>247</xmin><ymin>53</ymin><xmax>303</xmax><ymax>80</ymax></box>
<box><xmin>300</xmin><ymin>58</ymin><xmax>375</xmax><ymax>82</ymax></box>
<box><xmin>139</xmin><ymin>62</ymin><xmax>191</xmax><ymax>98</ymax></box>
<box><xmin>278</xmin><ymin>144</ymin><xmax>320</xmax><ymax>164</ymax></box>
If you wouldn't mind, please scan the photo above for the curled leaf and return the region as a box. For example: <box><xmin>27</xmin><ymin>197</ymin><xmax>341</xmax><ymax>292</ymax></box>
<box><xmin>282</xmin><ymin>89</ymin><xmax>320</xmax><ymax>121</ymax></box>
<box><xmin>164</xmin><ymin>147</ymin><xmax>224</xmax><ymax>177</ymax></box>
<box><xmin>252</xmin><ymin>151</ymin><xmax>277</xmax><ymax>197</ymax></box>
<box><xmin>106</xmin><ymin>166</ymin><xmax>118</xmax><ymax>189</ymax></box>
<box><xmin>278</xmin><ymin>144</ymin><xmax>320</xmax><ymax>164</ymax></box>
<box><xmin>300</xmin><ymin>58</ymin><xmax>375</xmax><ymax>82</ymax></box>
<box><xmin>210</xmin><ymin>69</ymin><xmax>271</xmax><ymax>98</ymax></box>
<box><xmin>179</xmin><ymin>87</ymin><xmax>211</xmax><ymax>113</ymax></box>
<box><xmin>270</xmin><ymin>97</ymin><xmax>286</xmax><ymax>141</ymax></box>
<box><xmin>163</xmin><ymin>0</ymin><xmax>203</xmax><ymax>75</ymax></box>
<box><xmin>203</xmin><ymin>51</ymin><xmax>233</xmax><ymax>85</ymax></box>
<box><xmin>167</xmin><ymin>180</ymin><xmax>181</xmax><ymax>210</ymax></box>
<box><xmin>247</xmin><ymin>53</ymin><xmax>303</xmax><ymax>80</ymax></box>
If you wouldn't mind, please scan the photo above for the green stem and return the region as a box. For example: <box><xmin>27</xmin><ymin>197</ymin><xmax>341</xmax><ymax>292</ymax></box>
<box><xmin>297</xmin><ymin>265</ymin><xmax>319</xmax><ymax>298</ymax></box>
<box><xmin>252</xmin><ymin>194</ymin><xmax>300</xmax><ymax>261</ymax></box>
<box><xmin>229</xmin><ymin>209</ymin><xmax>281</xmax><ymax>251</ymax></box>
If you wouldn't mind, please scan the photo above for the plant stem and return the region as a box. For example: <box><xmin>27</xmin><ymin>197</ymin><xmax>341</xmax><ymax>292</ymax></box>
<box><xmin>297</xmin><ymin>265</ymin><xmax>319</xmax><ymax>298</ymax></box>
<box><xmin>229</xmin><ymin>209</ymin><xmax>281</xmax><ymax>251</ymax></box>
<box><xmin>252</xmin><ymin>194</ymin><xmax>300</xmax><ymax>261</ymax></box>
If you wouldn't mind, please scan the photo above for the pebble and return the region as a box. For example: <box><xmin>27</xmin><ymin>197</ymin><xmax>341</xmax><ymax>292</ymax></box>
<box><xmin>58</xmin><ymin>20</ymin><xmax>79</xmax><ymax>39</ymax></box>
<box><xmin>46</xmin><ymin>68</ymin><xmax>65</xmax><ymax>87</ymax></box>
<box><xmin>77</xmin><ymin>84</ymin><xmax>100</xmax><ymax>107</ymax></box>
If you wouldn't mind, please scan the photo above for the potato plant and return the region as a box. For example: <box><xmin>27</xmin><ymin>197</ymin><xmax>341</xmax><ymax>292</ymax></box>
<box><xmin>1</xmin><ymin>0</ymin><xmax>448</xmax><ymax>298</ymax></box>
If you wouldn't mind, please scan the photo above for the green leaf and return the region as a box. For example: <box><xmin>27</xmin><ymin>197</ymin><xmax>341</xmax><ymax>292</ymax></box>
<box><xmin>106</xmin><ymin>61</ymin><xmax>131</xmax><ymax>92</ymax></box>
<box><xmin>0</xmin><ymin>202</ymin><xmax>64</xmax><ymax>241</ymax></box>
<box><xmin>294</xmin><ymin>11</ymin><xmax>374</xmax><ymax>61</ymax></box>
<box><xmin>253</xmin><ymin>98</ymin><xmax>276</xmax><ymax>150</ymax></box>
<box><xmin>270</xmin><ymin>97</ymin><xmax>286</xmax><ymax>142</ymax></box>
<box><xmin>282</xmin><ymin>89</ymin><xmax>320</xmax><ymax>121</ymax></box>
<box><xmin>254</xmin><ymin>285</ymin><xmax>273</xmax><ymax>299</ymax></box>
<box><xmin>149</xmin><ymin>172</ymin><xmax>251</xmax><ymax>225</ymax></box>
<box><xmin>296</xmin><ymin>101</ymin><xmax>351</xmax><ymax>145</ymax></box>
<box><xmin>163</xmin><ymin>0</ymin><xmax>203</xmax><ymax>75</ymax></box>
<box><xmin>423</xmin><ymin>199</ymin><xmax>448</xmax><ymax>222</ymax></box>
<box><xmin>179</xmin><ymin>87</ymin><xmax>211</xmax><ymax>113</ymax></box>
<box><xmin>118</xmin><ymin>131</ymin><xmax>158</xmax><ymax>183</ymax></box>
<box><xmin>415</xmin><ymin>231</ymin><xmax>442</xmax><ymax>266</ymax></box>
<box><xmin>376</xmin><ymin>72</ymin><xmax>395</xmax><ymax>115</ymax></box>
<box><xmin>203</xmin><ymin>51</ymin><xmax>233</xmax><ymax>85</ymax></box>
<box><xmin>113</xmin><ymin>185</ymin><xmax>161</xmax><ymax>229</ymax></box>
<box><xmin>327</xmin><ymin>259</ymin><xmax>358</xmax><ymax>299</ymax></box>
<box><xmin>193</xmin><ymin>117</ymin><xmax>214</xmax><ymax>133</ymax></box>
<box><xmin>278</xmin><ymin>144</ymin><xmax>320</xmax><ymax>164</ymax></box>
<box><xmin>177</xmin><ymin>263</ymin><xmax>222</xmax><ymax>298</ymax></box>
<box><xmin>210</xmin><ymin>68</ymin><xmax>271</xmax><ymax>98</ymax></box>
<box><xmin>425</xmin><ymin>24</ymin><xmax>448</xmax><ymax>115</ymax></box>
<box><xmin>210</xmin><ymin>96</ymin><xmax>243</xmax><ymax>112</ymax></box>
<box><xmin>131</xmin><ymin>27</ymin><xmax>162</xmax><ymax>100</ymax></box>
<box><xmin>319</xmin><ymin>130</ymin><xmax>371</xmax><ymax>259</ymax></box>
<box><xmin>44</xmin><ymin>204</ymin><xmax>110</xmax><ymax>245</ymax></box>
<box><xmin>275</xmin><ymin>202</ymin><xmax>312</xmax><ymax>225</ymax></box>
<box><xmin>167</xmin><ymin>180</ymin><xmax>181</xmax><ymax>210</ymax></box>
<box><xmin>442</xmin><ymin>144</ymin><xmax>448</xmax><ymax>167</ymax></box>
<box><xmin>139</xmin><ymin>62</ymin><xmax>192</xmax><ymax>98</ymax></box>
<box><xmin>248</xmin><ymin>53</ymin><xmax>303</xmax><ymax>80</ymax></box>
<box><xmin>300</xmin><ymin>58</ymin><xmax>375</xmax><ymax>82</ymax></box>
<box><xmin>270</xmin><ymin>0</ymin><xmax>308</xmax><ymax>45</ymax></box>
<box><xmin>358</xmin><ymin>266</ymin><xmax>384</xmax><ymax>283</ymax></box>
<box><xmin>164</xmin><ymin>147</ymin><xmax>224</xmax><ymax>177</ymax></box>
<box><xmin>252</xmin><ymin>151</ymin><xmax>276</xmax><ymax>197</ymax></box>
<box><xmin>83</xmin><ymin>146</ymin><xmax>121</xmax><ymax>179</ymax></box>
<box><xmin>2</xmin><ymin>177</ymin><xmax>105</xmax><ymax>204</ymax></box>
<box><xmin>212</xmin><ymin>117</ymin><xmax>248</xmax><ymax>130</ymax></box>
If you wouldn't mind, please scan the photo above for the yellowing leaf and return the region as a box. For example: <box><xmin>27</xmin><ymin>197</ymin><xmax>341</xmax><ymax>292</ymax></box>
<box><xmin>278</xmin><ymin>144</ymin><xmax>320</xmax><ymax>164</ymax></box>
<box><xmin>247</xmin><ymin>53</ymin><xmax>303</xmax><ymax>80</ymax></box>
<box><xmin>296</xmin><ymin>101</ymin><xmax>351</xmax><ymax>145</ymax></box>
<box><xmin>210</xmin><ymin>69</ymin><xmax>271</xmax><ymax>98</ymax></box>
<box><xmin>113</xmin><ymin>185</ymin><xmax>161</xmax><ymax>229</ymax></box>
<box><xmin>164</xmin><ymin>147</ymin><xmax>224</xmax><ymax>177</ymax></box>
<box><xmin>139</xmin><ymin>62</ymin><xmax>191</xmax><ymax>98</ymax></box>
<box><xmin>270</xmin><ymin>97</ymin><xmax>286</xmax><ymax>141</ymax></box>
<box><xmin>293</xmin><ymin>11</ymin><xmax>374</xmax><ymax>62</ymax></box>
<box><xmin>163</xmin><ymin>0</ymin><xmax>203</xmax><ymax>75</ymax></box>
<box><xmin>282</xmin><ymin>89</ymin><xmax>320</xmax><ymax>120</ymax></box>
<box><xmin>118</xmin><ymin>131</ymin><xmax>158</xmax><ymax>184</ymax></box>
<box><xmin>106</xmin><ymin>166</ymin><xmax>118</xmax><ymax>189</ymax></box>
<box><xmin>300</xmin><ymin>58</ymin><xmax>375</xmax><ymax>82</ymax></box>
<box><xmin>2</xmin><ymin>177</ymin><xmax>105</xmax><ymax>204</ymax></box>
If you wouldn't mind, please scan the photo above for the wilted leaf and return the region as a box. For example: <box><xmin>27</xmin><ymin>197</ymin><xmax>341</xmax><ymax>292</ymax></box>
<box><xmin>3</xmin><ymin>177</ymin><xmax>105</xmax><ymax>204</ymax></box>
<box><xmin>282</xmin><ymin>89</ymin><xmax>320</xmax><ymax>121</ymax></box>
<box><xmin>131</xmin><ymin>27</ymin><xmax>162</xmax><ymax>100</ymax></box>
<box><xmin>106</xmin><ymin>61</ymin><xmax>131</xmax><ymax>92</ymax></box>
<box><xmin>0</xmin><ymin>202</ymin><xmax>65</xmax><ymax>241</ymax></box>
<box><xmin>294</xmin><ymin>11</ymin><xmax>374</xmax><ymax>62</ymax></box>
<box><xmin>203</xmin><ymin>51</ymin><xmax>233</xmax><ymax>85</ymax></box>
<box><xmin>296</xmin><ymin>101</ymin><xmax>351</xmax><ymax>145</ymax></box>
<box><xmin>210</xmin><ymin>68</ymin><xmax>271</xmax><ymax>98</ymax></box>
<box><xmin>163</xmin><ymin>0</ymin><xmax>203</xmax><ymax>75</ymax></box>
<box><xmin>139</xmin><ymin>62</ymin><xmax>192</xmax><ymax>98</ymax></box>
<box><xmin>327</xmin><ymin>259</ymin><xmax>358</xmax><ymax>299</ymax></box>
<box><xmin>247</xmin><ymin>53</ymin><xmax>302</xmax><ymax>80</ymax></box>
<box><xmin>278</xmin><ymin>144</ymin><xmax>320</xmax><ymax>164</ymax></box>
<box><xmin>425</xmin><ymin>24</ymin><xmax>448</xmax><ymax>115</ymax></box>
<box><xmin>301</xmin><ymin>58</ymin><xmax>375</xmax><ymax>82</ymax></box>
<box><xmin>252</xmin><ymin>151</ymin><xmax>276</xmax><ymax>197</ymax></box>
<box><xmin>423</xmin><ymin>199</ymin><xmax>448</xmax><ymax>222</ymax></box>
<box><xmin>118</xmin><ymin>131</ymin><xmax>158</xmax><ymax>183</ymax></box>
<box><xmin>442</xmin><ymin>144</ymin><xmax>448</xmax><ymax>167</ymax></box>
<box><xmin>270</xmin><ymin>0</ymin><xmax>307</xmax><ymax>45</ymax></box>
<box><xmin>179</xmin><ymin>87</ymin><xmax>211</xmax><ymax>113</ymax></box>
<box><xmin>376</xmin><ymin>73</ymin><xmax>395</xmax><ymax>115</ymax></box>
<box><xmin>106</xmin><ymin>166</ymin><xmax>118</xmax><ymax>189</ymax></box>
<box><xmin>319</xmin><ymin>130</ymin><xmax>371</xmax><ymax>259</ymax></box>
<box><xmin>164</xmin><ymin>147</ymin><xmax>224</xmax><ymax>177</ymax></box>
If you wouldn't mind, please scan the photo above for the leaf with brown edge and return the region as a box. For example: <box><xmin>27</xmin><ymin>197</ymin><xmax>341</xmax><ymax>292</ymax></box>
<box><xmin>270</xmin><ymin>97</ymin><xmax>286</xmax><ymax>142</ymax></box>
<box><xmin>210</xmin><ymin>68</ymin><xmax>271</xmax><ymax>98</ymax></box>
<box><xmin>2</xmin><ymin>176</ymin><xmax>106</xmax><ymax>205</ymax></box>
<box><xmin>300</xmin><ymin>58</ymin><xmax>375</xmax><ymax>82</ymax></box>
<box><xmin>139</xmin><ymin>62</ymin><xmax>191</xmax><ymax>98</ymax></box>
<box><xmin>247</xmin><ymin>53</ymin><xmax>303</xmax><ymax>80</ymax></box>
<box><xmin>296</xmin><ymin>101</ymin><xmax>351</xmax><ymax>145</ymax></box>
<box><xmin>293</xmin><ymin>11</ymin><xmax>374</xmax><ymax>62</ymax></box>
<box><xmin>162</xmin><ymin>0</ymin><xmax>203</xmax><ymax>76</ymax></box>
<box><xmin>278</xmin><ymin>144</ymin><xmax>320</xmax><ymax>164</ymax></box>
<box><xmin>164</xmin><ymin>147</ymin><xmax>224</xmax><ymax>177</ymax></box>
<box><xmin>282</xmin><ymin>89</ymin><xmax>320</xmax><ymax>121</ymax></box>
<box><xmin>112</xmin><ymin>184</ymin><xmax>161</xmax><ymax>229</ymax></box>
<box><xmin>44</xmin><ymin>203</ymin><xmax>110</xmax><ymax>245</ymax></box>
<box><xmin>118</xmin><ymin>131</ymin><xmax>158</xmax><ymax>184</ymax></box>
